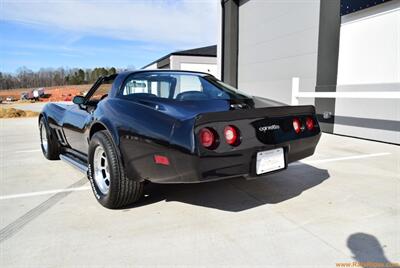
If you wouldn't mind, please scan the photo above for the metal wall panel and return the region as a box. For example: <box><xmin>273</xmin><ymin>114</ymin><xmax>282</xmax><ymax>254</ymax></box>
<box><xmin>237</xmin><ymin>0</ymin><xmax>320</xmax><ymax>105</ymax></box>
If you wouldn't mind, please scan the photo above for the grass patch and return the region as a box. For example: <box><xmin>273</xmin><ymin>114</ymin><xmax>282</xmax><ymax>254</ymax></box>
<box><xmin>0</xmin><ymin>108</ymin><xmax>39</xmax><ymax>118</ymax></box>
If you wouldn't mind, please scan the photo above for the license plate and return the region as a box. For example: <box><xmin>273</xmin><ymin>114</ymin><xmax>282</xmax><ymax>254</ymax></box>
<box><xmin>256</xmin><ymin>148</ymin><xmax>285</xmax><ymax>175</ymax></box>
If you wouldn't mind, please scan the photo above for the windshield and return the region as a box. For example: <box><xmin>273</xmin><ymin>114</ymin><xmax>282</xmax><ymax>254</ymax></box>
<box><xmin>120</xmin><ymin>72</ymin><xmax>251</xmax><ymax>101</ymax></box>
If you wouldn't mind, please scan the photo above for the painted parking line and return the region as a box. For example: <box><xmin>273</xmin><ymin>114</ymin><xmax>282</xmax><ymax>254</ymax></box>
<box><xmin>0</xmin><ymin>178</ymin><xmax>88</xmax><ymax>243</ymax></box>
<box><xmin>0</xmin><ymin>152</ymin><xmax>391</xmax><ymax>201</ymax></box>
<box><xmin>0</xmin><ymin>186</ymin><xmax>91</xmax><ymax>200</ymax></box>
<box><xmin>14</xmin><ymin>149</ymin><xmax>42</xmax><ymax>153</ymax></box>
<box><xmin>290</xmin><ymin>152</ymin><xmax>391</xmax><ymax>166</ymax></box>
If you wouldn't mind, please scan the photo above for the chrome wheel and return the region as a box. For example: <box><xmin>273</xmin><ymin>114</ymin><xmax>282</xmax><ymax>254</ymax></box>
<box><xmin>93</xmin><ymin>145</ymin><xmax>110</xmax><ymax>195</ymax></box>
<box><xmin>40</xmin><ymin>123</ymin><xmax>48</xmax><ymax>154</ymax></box>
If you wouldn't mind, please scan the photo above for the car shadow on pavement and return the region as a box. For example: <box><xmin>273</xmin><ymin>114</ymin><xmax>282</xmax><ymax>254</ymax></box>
<box><xmin>126</xmin><ymin>163</ymin><xmax>330</xmax><ymax>212</ymax></box>
<box><xmin>347</xmin><ymin>233</ymin><xmax>400</xmax><ymax>268</ymax></box>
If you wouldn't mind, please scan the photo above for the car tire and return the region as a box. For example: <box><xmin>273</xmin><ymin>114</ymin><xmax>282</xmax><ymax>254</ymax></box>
<box><xmin>88</xmin><ymin>130</ymin><xmax>144</xmax><ymax>209</ymax></box>
<box><xmin>39</xmin><ymin>116</ymin><xmax>60</xmax><ymax>160</ymax></box>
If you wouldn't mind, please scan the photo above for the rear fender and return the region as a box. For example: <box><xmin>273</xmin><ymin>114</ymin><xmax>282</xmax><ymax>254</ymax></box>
<box><xmin>89</xmin><ymin>118</ymin><xmax>119</xmax><ymax>146</ymax></box>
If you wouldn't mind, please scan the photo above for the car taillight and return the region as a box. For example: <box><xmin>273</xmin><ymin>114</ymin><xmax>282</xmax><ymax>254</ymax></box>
<box><xmin>293</xmin><ymin>118</ymin><xmax>302</xmax><ymax>134</ymax></box>
<box><xmin>224</xmin><ymin>125</ymin><xmax>240</xmax><ymax>146</ymax></box>
<box><xmin>199</xmin><ymin>127</ymin><xmax>217</xmax><ymax>149</ymax></box>
<box><xmin>306</xmin><ymin>117</ymin><xmax>314</xmax><ymax>130</ymax></box>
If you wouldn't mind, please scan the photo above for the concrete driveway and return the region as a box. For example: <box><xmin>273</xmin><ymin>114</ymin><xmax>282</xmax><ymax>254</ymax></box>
<box><xmin>0</xmin><ymin>116</ymin><xmax>399</xmax><ymax>267</ymax></box>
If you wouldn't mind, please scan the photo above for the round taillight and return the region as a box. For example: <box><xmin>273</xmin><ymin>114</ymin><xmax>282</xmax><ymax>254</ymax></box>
<box><xmin>224</xmin><ymin>125</ymin><xmax>240</xmax><ymax>146</ymax></box>
<box><xmin>199</xmin><ymin>128</ymin><xmax>216</xmax><ymax>149</ymax></box>
<box><xmin>306</xmin><ymin>117</ymin><xmax>314</xmax><ymax>130</ymax></box>
<box><xmin>293</xmin><ymin>118</ymin><xmax>302</xmax><ymax>134</ymax></box>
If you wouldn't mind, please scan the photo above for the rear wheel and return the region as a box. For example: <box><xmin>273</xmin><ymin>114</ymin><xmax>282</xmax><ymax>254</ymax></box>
<box><xmin>88</xmin><ymin>130</ymin><xmax>144</xmax><ymax>209</ymax></box>
<box><xmin>39</xmin><ymin>116</ymin><xmax>60</xmax><ymax>160</ymax></box>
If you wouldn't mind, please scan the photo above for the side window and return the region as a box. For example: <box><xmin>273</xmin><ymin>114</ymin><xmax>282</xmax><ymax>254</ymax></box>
<box><xmin>122</xmin><ymin>76</ymin><xmax>173</xmax><ymax>98</ymax></box>
<box><xmin>159</xmin><ymin>81</ymin><xmax>170</xmax><ymax>98</ymax></box>
<box><xmin>88</xmin><ymin>81</ymin><xmax>113</xmax><ymax>102</ymax></box>
<box><xmin>119</xmin><ymin>73</ymin><xmax>225</xmax><ymax>101</ymax></box>
<box><xmin>175</xmin><ymin>75</ymin><xmax>202</xmax><ymax>96</ymax></box>
<box><xmin>123</xmin><ymin>80</ymin><xmax>149</xmax><ymax>95</ymax></box>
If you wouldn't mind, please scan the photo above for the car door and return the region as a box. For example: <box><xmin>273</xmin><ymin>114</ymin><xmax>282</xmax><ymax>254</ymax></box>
<box><xmin>62</xmin><ymin>77</ymin><xmax>114</xmax><ymax>154</ymax></box>
<box><xmin>62</xmin><ymin>104</ymin><xmax>93</xmax><ymax>154</ymax></box>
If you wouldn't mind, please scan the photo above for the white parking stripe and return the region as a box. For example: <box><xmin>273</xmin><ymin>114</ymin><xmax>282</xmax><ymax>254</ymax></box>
<box><xmin>0</xmin><ymin>152</ymin><xmax>391</xmax><ymax>201</ymax></box>
<box><xmin>291</xmin><ymin>152</ymin><xmax>391</xmax><ymax>166</ymax></box>
<box><xmin>0</xmin><ymin>186</ymin><xmax>91</xmax><ymax>200</ymax></box>
<box><xmin>14</xmin><ymin>149</ymin><xmax>42</xmax><ymax>153</ymax></box>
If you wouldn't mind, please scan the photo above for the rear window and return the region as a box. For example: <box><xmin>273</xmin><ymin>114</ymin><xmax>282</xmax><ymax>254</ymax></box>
<box><xmin>120</xmin><ymin>72</ymin><xmax>250</xmax><ymax>101</ymax></box>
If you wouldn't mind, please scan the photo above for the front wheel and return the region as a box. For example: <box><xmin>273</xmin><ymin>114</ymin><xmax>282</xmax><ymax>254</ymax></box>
<box><xmin>39</xmin><ymin>116</ymin><xmax>60</xmax><ymax>160</ymax></box>
<box><xmin>88</xmin><ymin>130</ymin><xmax>144</xmax><ymax>209</ymax></box>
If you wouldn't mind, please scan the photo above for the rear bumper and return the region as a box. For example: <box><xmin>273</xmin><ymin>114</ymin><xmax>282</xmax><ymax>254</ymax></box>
<box><xmin>128</xmin><ymin>133</ymin><xmax>321</xmax><ymax>184</ymax></box>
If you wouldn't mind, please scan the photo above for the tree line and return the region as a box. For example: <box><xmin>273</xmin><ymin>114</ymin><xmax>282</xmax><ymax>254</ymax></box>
<box><xmin>0</xmin><ymin>66</ymin><xmax>131</xmax><ymax>90</ymax></box>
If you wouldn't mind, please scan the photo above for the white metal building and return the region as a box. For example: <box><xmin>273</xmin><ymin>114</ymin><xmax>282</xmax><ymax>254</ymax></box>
<box><xmin>142</xmin><ymin>45</ymin><xmax>219</xmax><ymax>78</ymax></box>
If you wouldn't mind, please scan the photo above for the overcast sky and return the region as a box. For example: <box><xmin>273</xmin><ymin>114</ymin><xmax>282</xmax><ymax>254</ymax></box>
<box><xmin>0</xmin><ymin>0</ymin><xmax>219</xmax><ymax>73</ymax></box>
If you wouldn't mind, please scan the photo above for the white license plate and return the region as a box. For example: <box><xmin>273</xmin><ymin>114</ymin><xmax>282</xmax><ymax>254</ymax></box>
<box><xmin>256</xmin><ymin>148</ymin><xmax>285</xmax><ymax>175</ymax></box>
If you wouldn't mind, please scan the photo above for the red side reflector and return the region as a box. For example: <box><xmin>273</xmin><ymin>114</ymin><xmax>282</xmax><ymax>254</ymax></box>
<box><xmin>293</xmin><ymin>118</ymin><xmax>302</xmax><ymax>134</ymax></box>
<box><xmin>306</xmin><ymin>117</ymin><xmax>314</xmax><ymax>130</ymax></box>
<box><xmin>154</xmin><ymin>155</ymin><xmax>170</xmax><ymax>166</ymax></box>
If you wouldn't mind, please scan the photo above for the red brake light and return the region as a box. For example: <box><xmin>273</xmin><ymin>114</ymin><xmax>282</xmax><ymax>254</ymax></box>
<box><xmin>306</xmin><ymin>117</ymin><xmax>314</xmax><ymax>130</ymax></box>
<box><xmin>199</xmin><ymin>128</ymin><xmax>216</xmax><ymax>149</ymax></box>
<box><xmin>293</xmin><ymin>118</ymin><xmax>302</xmax><ymax>134</ymax></box>
<box><xmin>224</xmin><ymin>125</ymin><xmax>240</xmax><ymax>146</ymax></box>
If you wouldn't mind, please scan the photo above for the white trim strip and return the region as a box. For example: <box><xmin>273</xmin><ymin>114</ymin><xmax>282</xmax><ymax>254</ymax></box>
<box><xmin>14</xmin><ymin>149</ymin><xmax>42</xmax><ymax>153</ymax></box>
<box><xmin>290</xmin><ymin>152</ymin><xmax>391</xmax><ymax>166</ymax></box>
<box><xmin>296</xmin><ymin>91</ymin><xmax>400</xmax><ymax>99</ymax></box>
<box><xmin>0</xmin><ymin>186</ymin><xmax>91</xmax><ymax>200</ymax></box>
<box><xmin>291</xmin><ymin>77</ymin><xmax>300</xmax><ymax>105</ymax></box>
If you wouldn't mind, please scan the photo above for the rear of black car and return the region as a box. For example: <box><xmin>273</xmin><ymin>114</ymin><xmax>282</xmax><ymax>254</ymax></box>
<box><xmin>115</xmin><ymin>71</ymin><xmax>321</xmax><ymax>184</ymax></box>
<box><xmin>141</xmin><ymin>104</ymin><xmax>321</xmax><ymax>184</ymax></box>
<box><xmin>189</xmin><ymin>105</ymin><xmax>321</xmax><ymax>181</ymax></box>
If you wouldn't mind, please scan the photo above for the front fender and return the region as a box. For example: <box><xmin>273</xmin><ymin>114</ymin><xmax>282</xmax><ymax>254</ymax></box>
<box><xmin>40</xmin><ymin>102</ymin><xmax>70</xmax><ymax>127</ymax></box>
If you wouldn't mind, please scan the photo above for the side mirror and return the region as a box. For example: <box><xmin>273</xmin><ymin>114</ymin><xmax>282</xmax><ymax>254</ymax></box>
<box><xmin>72</xmin><ymin>96</ymin><xmax>85</xmax><ymax>105</ymax></box>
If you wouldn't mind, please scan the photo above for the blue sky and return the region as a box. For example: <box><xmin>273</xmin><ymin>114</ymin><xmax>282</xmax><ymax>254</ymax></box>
<box><xmin>0</xmin><ymin>0</ymin><xmax>218</xmax><ymax>73</ymax></box>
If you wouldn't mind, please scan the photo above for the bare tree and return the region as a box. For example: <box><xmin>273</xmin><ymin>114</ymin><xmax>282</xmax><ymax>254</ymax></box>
<box><xmin>0</xmin><ymin>66</ymin><xmax>119</xmax><ymax>90</ymax></box>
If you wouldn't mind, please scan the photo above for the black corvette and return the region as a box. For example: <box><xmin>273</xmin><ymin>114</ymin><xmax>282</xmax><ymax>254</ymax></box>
<box><xmin>39</xmin><ymin>70</ymin><xmax>321</xmax><ymax>208</ymax></box>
